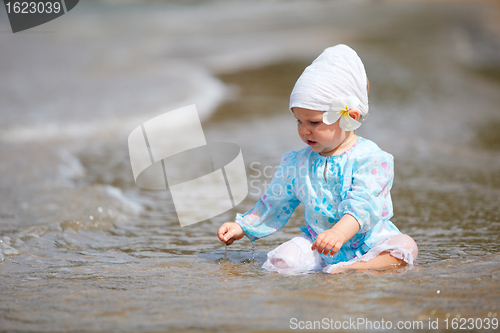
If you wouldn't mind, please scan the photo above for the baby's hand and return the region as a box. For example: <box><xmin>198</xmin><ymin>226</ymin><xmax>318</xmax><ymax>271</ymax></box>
<box><xmin>217</xmin><ymin>222</ymin><xmax>245</xmax><ymax>245</ymax></box>
<box><xmin>311</xmin><ymin>228</ymin><xmax>347</xmax><ymax>256</ymax></box>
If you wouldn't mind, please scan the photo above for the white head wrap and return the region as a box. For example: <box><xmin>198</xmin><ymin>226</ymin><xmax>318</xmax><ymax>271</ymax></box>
<box><xmin>289</xmin><ymin>44</ymin><xmax>369</xmax><ymax>118</ymax></box>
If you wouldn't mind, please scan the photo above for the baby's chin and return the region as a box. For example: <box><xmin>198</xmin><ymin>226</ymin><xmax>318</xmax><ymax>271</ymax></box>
<box><xmin>310</xmin><ymin>143</ymin><xmax>325</xmax><ymax>153</ymax></box>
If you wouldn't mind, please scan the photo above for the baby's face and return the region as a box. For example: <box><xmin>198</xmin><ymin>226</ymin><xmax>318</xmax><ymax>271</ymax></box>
<box><xmin>292</xmin><ymin>107</ymin><xmax>353</xmax><ymax>156</ymax></box>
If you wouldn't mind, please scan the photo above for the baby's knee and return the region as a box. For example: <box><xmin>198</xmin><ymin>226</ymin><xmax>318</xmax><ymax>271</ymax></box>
<box><xmin>270</xmin><ymin>258</ymin><xmax>290</xmax><ymax>269</ymax></box>
<box><xmin>390</xmin><ymin>234</ymin><xmax>418</xmax><ymax>259</ymax></box>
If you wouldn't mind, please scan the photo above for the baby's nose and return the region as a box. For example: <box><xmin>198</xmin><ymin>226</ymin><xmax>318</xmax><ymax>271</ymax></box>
<box><xmin>300</xmin><ymin>126</ymin><xmax>312</xmax><ymax>135</ymax></box>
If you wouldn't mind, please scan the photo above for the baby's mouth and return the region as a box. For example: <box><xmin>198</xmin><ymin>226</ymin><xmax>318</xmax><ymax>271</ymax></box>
<box><xmin>307</xmin><ymin>140</ymin><xmax>317</xmax><ymax>146</ymax></box>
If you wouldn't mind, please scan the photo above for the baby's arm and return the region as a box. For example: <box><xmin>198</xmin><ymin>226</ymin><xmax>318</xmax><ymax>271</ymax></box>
<box><xmin>217</xmin><ymin>151</ymin><xmax>300</xmax><ymax>245</ymax></box>
<box><xmin>311</xmin><ymin>214</ymin><xmax>360</xmax><ymax>255</ymax></box>
<box><xmin>218</xmin><ymin>222</ymin><xmax>245</xmax><ymax>245</ymax></box>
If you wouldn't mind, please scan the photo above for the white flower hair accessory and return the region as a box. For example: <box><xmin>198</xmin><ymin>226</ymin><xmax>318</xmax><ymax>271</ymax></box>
<box><xmin>322</xmin><ymin>95</ymin><xmax>362</xmax><ymax>131</ymax></box>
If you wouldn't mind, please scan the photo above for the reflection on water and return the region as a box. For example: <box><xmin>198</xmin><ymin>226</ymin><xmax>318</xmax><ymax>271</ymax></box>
<box><xmin>1</xmin><ymin>0</ymin><xmax>500</xmax><ymax>332</ymax></box>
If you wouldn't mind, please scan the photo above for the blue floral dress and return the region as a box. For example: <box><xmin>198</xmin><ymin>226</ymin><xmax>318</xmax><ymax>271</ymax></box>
<box><xmin>236</xmin><ymin>137</ymin><xmax>402</xmax><ymax>266</ymax></box>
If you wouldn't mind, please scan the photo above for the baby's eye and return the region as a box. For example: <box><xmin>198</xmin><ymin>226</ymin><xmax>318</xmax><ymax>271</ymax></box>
<box><xmin>310</xmin><ymin>121</ymin><xmax>320</xmax><ymax>125</ymax></box>
<box><xmin>296</xmin><ymin>119</ymin><xmax>302</xmax><ymax>124</ymax></box>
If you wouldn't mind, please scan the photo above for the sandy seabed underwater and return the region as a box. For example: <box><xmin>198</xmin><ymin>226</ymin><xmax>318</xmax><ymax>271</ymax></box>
<box><xmin>1</xmin><ymin>0</ymin><xmax>500</xmax><ymax>332</ymax></box>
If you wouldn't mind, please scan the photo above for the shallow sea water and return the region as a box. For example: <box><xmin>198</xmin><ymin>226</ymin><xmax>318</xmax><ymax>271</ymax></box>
<box><xmin>1</xmin><ymin>1</ymin><xmax>500</xmax><ymax>332</ymax></box>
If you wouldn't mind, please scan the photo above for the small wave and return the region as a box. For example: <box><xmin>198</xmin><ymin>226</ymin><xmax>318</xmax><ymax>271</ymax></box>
<box><xmin>0</xmin><ymin>60</ymin><xmax>227</xmax><ymax>143</ymax></box>
<box><xmin>0</xmin><ymin>237</ymin><xmax>20</xmax><ymax>262</ymax></box>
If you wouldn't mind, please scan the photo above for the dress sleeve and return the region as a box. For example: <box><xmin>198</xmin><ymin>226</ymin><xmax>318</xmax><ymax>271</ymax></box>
<box><xmin>235</xmin><ymin>151</ymin><xmax>301</xmax><ymax>242</ymax></box>
<box><xmin>337</xmin><ymin>151</ymin><xmax>394</xmax><ymax>234</ymax></box>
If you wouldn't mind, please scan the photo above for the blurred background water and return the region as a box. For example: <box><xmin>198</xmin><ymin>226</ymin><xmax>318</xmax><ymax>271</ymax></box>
<box><xmin>1</xmin><ymin>0</ymin><xmax>500</xmax><ymax>332</ymax></box>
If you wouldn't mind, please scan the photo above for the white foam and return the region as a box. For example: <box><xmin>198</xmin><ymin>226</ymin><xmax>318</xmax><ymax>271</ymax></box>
<box><xmin>0</xmin><ymin>62</ymin><xmax>227</xmax><ymax>143</ymax></box>
<box><xmin>57</xmin><ymin>149</ymin><xmax>87</xmax><ymax>185</ymax></box>
<box><xmin>0</xmin><ymin>237</ymin><xmax>20</xmax><ymax>258</ymax></box>
<box><xmin>104</xmin><ymin>185</ymin><xmax>143</xmax><ymax>216</ymax></box>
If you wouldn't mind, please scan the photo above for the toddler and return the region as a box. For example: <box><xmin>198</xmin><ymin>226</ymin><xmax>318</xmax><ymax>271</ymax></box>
<box><xmin>218</xmin><ymin>44</ymin><xmax>418</xmax><ymax>274</ymax></box>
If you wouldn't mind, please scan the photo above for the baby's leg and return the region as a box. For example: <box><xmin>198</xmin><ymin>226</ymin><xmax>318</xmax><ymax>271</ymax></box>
<box><xmin>268</xmin><ymin>241</ymin><xmax>300</xmax><ymax>269</ymax></box>
<box><xmin>329</xmin><ymin>234</ymin><xmax>418</xmax><ymax>273</ymax></box>
<box><xmin>263</xmin><ymin>234</ymin><xmax>324</xmax><ymax>273</ymax></box>
<box><xmin>344</xmin><ymin>251</ymin><xmax>404</xmax><ymax>270</ymax></box>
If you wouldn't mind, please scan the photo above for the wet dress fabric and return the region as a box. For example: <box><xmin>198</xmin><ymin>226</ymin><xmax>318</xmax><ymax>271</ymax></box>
<box><xmin>236</xmin><ymin>137</ymin><xmax>417</xmax><ymax>274</ymax></box>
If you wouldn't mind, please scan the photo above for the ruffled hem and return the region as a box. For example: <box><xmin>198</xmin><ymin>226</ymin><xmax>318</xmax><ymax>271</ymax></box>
<box><xmin>261</xmin><ymin>233</ymin><xmax>418</xmax><ymax>275</ymax></box>
<box><xmin>323</xmin><ymin>235</ymin><xmax>417</xmax><ymax>273</ymax></box>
